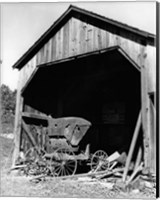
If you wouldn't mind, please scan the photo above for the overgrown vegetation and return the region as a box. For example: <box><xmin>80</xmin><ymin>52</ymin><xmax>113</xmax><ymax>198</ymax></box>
<box><xmin>0</xmin><ymin>84</ymin><xmax>17</xmax><ymax>133</ymax></box>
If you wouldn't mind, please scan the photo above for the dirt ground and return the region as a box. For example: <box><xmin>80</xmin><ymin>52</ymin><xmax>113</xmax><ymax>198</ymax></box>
<box><xmin>0</xmin><ymin>135</ymin><xmax>156</xmax><ymax>198</ymax></box>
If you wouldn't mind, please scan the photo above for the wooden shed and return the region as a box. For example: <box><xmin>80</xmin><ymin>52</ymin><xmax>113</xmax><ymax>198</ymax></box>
<box><xmin>12</xmin><ymin>5</ymin><xmax>156</xmax><ymax>173</ymax></box>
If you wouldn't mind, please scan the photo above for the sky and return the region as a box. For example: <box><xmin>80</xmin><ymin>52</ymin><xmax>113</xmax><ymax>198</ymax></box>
<box><xmin>0</xmin><ymin>1</ymin><xmax>156</xmax><ymax>91</ymax></box>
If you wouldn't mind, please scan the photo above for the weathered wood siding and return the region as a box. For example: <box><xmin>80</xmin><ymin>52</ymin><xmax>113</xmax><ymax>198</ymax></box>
<box><xmin>19</xmin><ymin>16</ymin><xmax>156</xmax><ymax>94</ymax></box>
<box><xmin>36</xmin><ymin>18</ymin><xmax>142</xmax><ymax>66</ymax></box>
<box><xmin>19</xmin><ymin>17</ymin><xmax>155</xmax><ymax>93</ymax></box>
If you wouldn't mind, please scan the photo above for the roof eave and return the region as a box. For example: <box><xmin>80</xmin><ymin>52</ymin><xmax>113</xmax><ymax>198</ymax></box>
<box><xmin>12</xmin><ymin>5</ymin><xmax>73</xmax><ymax>69</ymax></box>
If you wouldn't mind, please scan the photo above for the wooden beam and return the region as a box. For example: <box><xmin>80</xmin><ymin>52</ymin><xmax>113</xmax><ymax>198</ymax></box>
<box><xmin>12</xmin><ymin>78</ymin><xmax>24</xmax><ymax>167</ymax></box>
<box><xmin>140</xmin><ymin>46</ymin><xmax>151</xmax><ymax>170</ymax></box>
<box><xmin>22</xmin><ymin>112</ymin><xmax>49</xmax><ymax>121</ymax></box>
<box><xmin>149</xmin><ymin>99</ymin><xmax>156</xmax><ymax>173</ymax></box>
<box><xmin>122</xmin><ymin>111</ymin><xmax>141</xmax><ymax>182</ymax></box>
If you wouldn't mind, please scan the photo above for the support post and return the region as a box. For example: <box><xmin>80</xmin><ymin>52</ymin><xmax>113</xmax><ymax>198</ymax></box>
<box><xmin>12</xmin><ymin>91</ymin><xmax>24</xmax><ymax>167</ymax></box>
<box><xmin>122</xmin><ymin>111</ymin><xmax>141</xmax><ymax>182</ymax></box>
<box><xmin>149</xmin><ymin>98</ymin><xmax>156</xmax><ymax>173</ymax></box>
<box><xmin>140</xmin><ymin>46</ymin><xmax>151</xmax><ymax>170</ymax></box>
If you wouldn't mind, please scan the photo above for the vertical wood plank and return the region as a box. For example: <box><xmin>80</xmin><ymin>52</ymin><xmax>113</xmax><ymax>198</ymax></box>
<box><xmin>71</xmin><ymin>18</ymin><xmax>78</xmax><ymax>56</ymax></box>
<box><xmin>59</xmin><ymin>27</ymin><xmax>63</xmax><ymax>59</ymax></box>
<box><xmin>140</xmin><ymin>45</ymin><xmax>151</xmax><ymax>170</ymax></box>
<box><xmin>40</xmin><ymin>47</ymin><xmax>43</xmax><ymax>64</ymax></box>
<box><xmin>101</xmin><ymin>29</ymin><xmax>107</xmax><ymax>49</ymax></box>
<box><xmin>43</xmin><ymin>44</ymin><xmax>47</xmax><ymax>63</ymax></box>
<box><xmin>40</xmin><ymin>46</ymin><xmax>45</xmax><ymax>64</ymax></box>
<box><xmin>87</xmin><ymin>24</ymin><xmax>93</xmax><ymax>52</ymax></box>
<box><xmin>58</xmin><ymin>29</ymin><xmax>61</xmax><ymax>59</ymax></box>
<box><xmin>79</xmin><ymin>21</ymin><xmax>86</xmax><ymax>54</ymax></box>
<box><xmin>84</xmin><ymin>21</ymin><xmax>88</xmax><ymax>54</ymax></box>
<box><xmin>72</xmin><ymin>19</ymin><xmax>75</xmax><ymax>56</ymax></box>
<box><xmin>76</xmin><ymin>19</ymin><xmax>81</xmax><ymax>55</ymax></box>
<box><xmin>51</xmin><ymin>36</ymin><xmax>56</xmax><ymax>61</ymax></box>
<box><xmin>93</xmin><ymin>26</ymin><xmax>98</xmax><ymax>51</ymax></box>
<box><xmin>98</xmin><ymin>28</ymin><xmax>102</xmax><ymax>49</ymax></box>
<box><xmin>48</xmin><ymin>39</ymin><xmax>52</xmax><ymax>62</ymax></box>
<box><xmin>149</xmin><ymin>97</ymin><xmax>156</xmax><ymax>173</ymax></box>
<box><xmin>122</xmin><ymin>111</ymin><xmax>141</xmax><ymax>182</ymax></box>
<box><xmin>105</xmin><ymin>31</ymin><xmax>110</xmax><ymax>48</ymax></box>
<box><xmin>55</xmin><ymin>31</ymin><xmax>59</xmax><ymax>60</ymax></box>
<box><xmin>63</xmin><ymin>21</ymin><xmax>69</xmax><ymax>58</ymax></box>
<box><xmin>73</xmin><ymin>18</ymin><xmax>77</xmax><ymax>56</ymax></box>
<box><xmin>68</xmin><ymin>18</ymin><xmax>72</xmax><ymax>56</ymax></box>
<box><xmin>45</xmin><ymin>42</ymin><xmax>49</xmax><ymax>63</ymax></box>
<box><xmin>107</xmin><ymin>32</ymin><xmax>111</xmax><ymax>47</ymax></box>
<box><xmin>36</xmin><ymin>51</ymin><xmax>41</xmax><ymax>66</ymax></box>
<box><xmin>38</xmin><ymin>50</ymin><xmax>42</xmax><ymax>65</ymax></box>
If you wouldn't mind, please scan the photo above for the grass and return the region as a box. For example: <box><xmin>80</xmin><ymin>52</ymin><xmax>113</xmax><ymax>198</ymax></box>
<box><xmin>0</xmin><ymin>136</ymin><xmax>14</xmax><ymax>170</ymax></box>
<box><xmin>1</xmin><ymin>122</ymin><xmax>14</xmax><ymax>134</ymax></box>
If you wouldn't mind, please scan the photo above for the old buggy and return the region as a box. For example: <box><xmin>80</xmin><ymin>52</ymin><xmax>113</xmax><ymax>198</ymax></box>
<box><xmin>19</xmin><ymin>115</ymin><xmax>111</xmax><ymax>177</ymax></box>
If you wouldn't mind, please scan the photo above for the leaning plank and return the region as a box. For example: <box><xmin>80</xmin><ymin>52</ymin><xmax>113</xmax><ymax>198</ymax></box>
<box><xmin>126</xmin><ymin>162</ymin><xmax>143</xmax><ymax>185</ymax></box>
<box><xmin>21</xmin><ymin>119</ymin><xmax>39</xmax><ymax>154</ymax></box>
<box><xmin>122</xmin><ymin>110</ymin><xmax>141</xmax><ymax>182</ymax></box>
<box><xmin>134</xmin><ymin>147</ymin><xmax>142</xmax><ymax>172</ymax></box>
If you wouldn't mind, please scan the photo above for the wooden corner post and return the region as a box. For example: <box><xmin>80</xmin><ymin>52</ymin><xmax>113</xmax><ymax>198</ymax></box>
<box><xmin>140</xmin><ymin>46</ymin><xmax>151</xmax><ymax>170</ymax></box>
<box><xmin>12</xmin><ymin>72</ymin><xmax>24</xmax><ymax>167</ymax></box>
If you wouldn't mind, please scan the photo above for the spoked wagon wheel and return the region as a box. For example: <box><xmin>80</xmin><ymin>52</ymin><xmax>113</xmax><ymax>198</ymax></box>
<box><xmin>91</xmin><ymin>150</ymin><xmax>109</xmax><ymax>172</ymax></box>
<box><xmin>50</xmin><ymin>148</ymin><xmax>77</xmax><ymax>177</ymax></box>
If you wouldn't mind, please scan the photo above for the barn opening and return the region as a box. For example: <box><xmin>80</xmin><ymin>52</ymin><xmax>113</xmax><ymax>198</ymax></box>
<box><xmin>22</xmin><ymin>47</ymin><xmax>142</xmax><ymax>160</ymax></box>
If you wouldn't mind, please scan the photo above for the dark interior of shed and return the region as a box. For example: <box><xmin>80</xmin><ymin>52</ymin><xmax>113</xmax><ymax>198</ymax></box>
<box><xmin>22</xmin><ymin>49</ymin><xmax>142</xmax><ymax>159</ymax></box>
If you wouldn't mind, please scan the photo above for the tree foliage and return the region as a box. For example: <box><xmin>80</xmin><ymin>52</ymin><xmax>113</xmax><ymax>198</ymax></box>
<box><xmin>0</xmin><ymin>84</ymin><xmax>17</xmax><ymax>133</ymax></box>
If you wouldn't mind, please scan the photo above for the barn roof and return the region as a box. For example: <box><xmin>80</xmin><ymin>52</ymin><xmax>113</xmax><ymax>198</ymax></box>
<box><xmin>13</xmin><ymin>5</ymin><xmax>156</xmax><ymax>70</ymax></box>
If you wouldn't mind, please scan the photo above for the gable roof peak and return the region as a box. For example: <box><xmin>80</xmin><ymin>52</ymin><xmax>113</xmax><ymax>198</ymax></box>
<box><xmin>13</xmin><ymin>4</ymin><xmax>155</xmax><ymax>70</ymax></box>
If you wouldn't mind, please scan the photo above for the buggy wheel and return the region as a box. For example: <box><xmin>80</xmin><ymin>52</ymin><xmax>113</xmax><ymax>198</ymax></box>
<box><xmin>91</xmin><ymin>150</ymin><xmax>109</xmax><ymax>172</ymax></box>
<box><xmin>50</xmin><ymin>148</ymin><xmax>77</xmax><ymax>177</ymax></box>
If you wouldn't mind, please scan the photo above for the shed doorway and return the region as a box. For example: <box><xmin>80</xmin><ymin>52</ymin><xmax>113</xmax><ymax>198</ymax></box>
<box><xmin>22</xmin><ymin>48</ymin><xmax>142</xmax><ymax>159</ymax></box>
